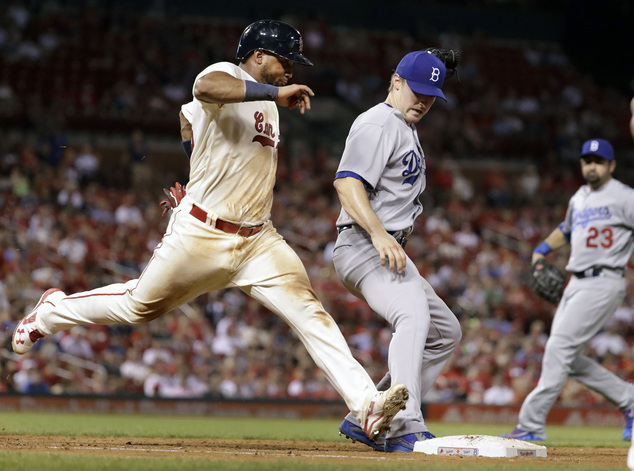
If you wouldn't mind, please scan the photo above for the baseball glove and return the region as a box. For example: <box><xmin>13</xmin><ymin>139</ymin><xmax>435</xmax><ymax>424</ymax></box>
<box><xmin>530</xmin><ymin>258</ymin><xmax>566</xmax><ymax>304</ymax></box>
<box><xmin>160</xmin><ymin>182</ymin><xmax>186</xmax><ymax>217</ymax></box>
<box><xmin>425</xmin><ymin>48</ymin><xmax>462</xmax><ymax>79</ymax></box>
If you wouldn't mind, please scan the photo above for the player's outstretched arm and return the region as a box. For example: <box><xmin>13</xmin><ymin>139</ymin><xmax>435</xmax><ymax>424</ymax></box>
<box><xmin>334</xmin><ymin>177</ymin><xmax>407</xmax><ymax>273</ymax></box>
<box><xmin>194</xmin><ymin>72</ymin><xmax>313</xmax><ymax>114</ymax></box>
<box><xmin>194</xmin><ymin>71</ymin><xmax>252</xmax><ymax>104</ymax></box>
<box><xmin>276</xmin><ymin>84</ymin><xmax>314</xmax><ymax>114</ymax></box>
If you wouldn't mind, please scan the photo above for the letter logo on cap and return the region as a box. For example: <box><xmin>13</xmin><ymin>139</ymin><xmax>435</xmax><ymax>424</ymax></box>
<box><xmin>590</xmin><ymin>140</ymin><xmax>599</xmax><ymax>151</ymax></box>
<box><xmin>430</xmin><ymin>67</ymin><xmax>440</xmax><ymax>82</ymax></box>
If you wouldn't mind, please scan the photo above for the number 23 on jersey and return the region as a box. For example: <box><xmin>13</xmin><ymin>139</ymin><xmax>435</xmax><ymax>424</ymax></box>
<box><xmin>586</xmin><ymin>226</ymin><xmax>613</xmax><ymax>248</ymax></box>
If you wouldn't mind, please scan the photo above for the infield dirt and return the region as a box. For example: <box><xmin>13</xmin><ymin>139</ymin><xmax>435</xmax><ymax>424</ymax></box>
<box><xmin>1</xmin><ymin>435</ymin><xmax>628</xmax><ymax>468</ymax></box>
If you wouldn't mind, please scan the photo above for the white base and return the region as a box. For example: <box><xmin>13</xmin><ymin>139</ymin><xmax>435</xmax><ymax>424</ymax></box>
<box><xmin>413</xmin><ymin>435</ymin><xmax>547</xmax><ymax>458</ymax></box>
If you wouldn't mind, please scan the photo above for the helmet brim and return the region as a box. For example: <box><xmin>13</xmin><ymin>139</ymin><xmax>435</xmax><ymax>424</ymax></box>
<box><xmin>288</xmin><ymin>53</ymin><xmax>313</xmax><ymax>66</ymax></box>
<box><xmin>272</xmin><ymin>50</ymin><xmax>313</xmax><ymax>66</ymax></box>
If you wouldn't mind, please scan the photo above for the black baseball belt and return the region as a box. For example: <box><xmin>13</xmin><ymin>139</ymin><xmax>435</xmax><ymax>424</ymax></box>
<box><xmin>337</xmin><ymin>224</ymin><xmax>408</xmax><ymax>249</ymax></box>
<box><xmin>573</xmin><ymin>266</ymin><xmax>624</xmax><ymax>279</ymax></box>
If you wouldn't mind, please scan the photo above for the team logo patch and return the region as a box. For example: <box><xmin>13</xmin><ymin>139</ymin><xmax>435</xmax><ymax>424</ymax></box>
<box><xmin>430</xmin><ymin>67</ymin><xmax>440</xmax><ymax>82</ymax></box>
<box><xmin>571</xmin><ymin>205</ymin><xmax>611</xmax><ymax>229</ymax></box>
<box><xmin>253</xmin><ymin>111</ymin><xmax>277</xmax><ymax>148</ymax></box>
<box><xmin>253</xmin><ymin>135</ymin><xmax>276</xmax><ymax>148</ymax></box>
<box><xmin>401</xmin><ymin>150</ymin><xmax>423</xmax><ymax>185</ymax></box>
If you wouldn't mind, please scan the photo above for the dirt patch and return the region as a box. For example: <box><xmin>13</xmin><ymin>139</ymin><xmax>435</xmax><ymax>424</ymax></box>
<box><xmin>1</xmin><ymin>435</ymin><xmax>628</xmax><ymax>468</ymax></box>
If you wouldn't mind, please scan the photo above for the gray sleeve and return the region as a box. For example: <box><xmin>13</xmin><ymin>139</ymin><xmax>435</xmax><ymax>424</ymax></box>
<box><xmin>337</xmin><ymin>123</ymin><xmax>394</xmax><ymax>189</ymax></box>
<box><xmin>624</xmin><ymin>189</ymin><xmax>634</xmax><ymax>229</ymax></box>
<box><xmin>560</xmin><ymin>200</ymin><xmax>574</xmax><ymax>237</ymax></box>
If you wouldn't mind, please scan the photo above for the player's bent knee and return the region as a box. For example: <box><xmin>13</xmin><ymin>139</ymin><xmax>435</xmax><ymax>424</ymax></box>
<box><xmin>127</xmin><ymin>302</ymin><xmax>170</xmax><ymax>324</ymax></box>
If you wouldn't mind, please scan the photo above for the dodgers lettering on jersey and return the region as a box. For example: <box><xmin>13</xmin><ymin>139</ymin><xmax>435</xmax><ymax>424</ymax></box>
<box><xmin>571</xmin><ymin>206</ymin><xmax>612</xmax><ymax>229</ymax></box>
<box><xmin>562</xmin><ymin>179</ymin><xmax>634</xmax><ymax>272</ymax></box>
<box><xmin>181</xmin><ymin>62</ymin><xmax>279</xmax><ymax>226</ymax></box>
<box><xmin>335</xmin><ymin>103</ymin><xmax>426</xmax><ymax>232</ymax></box>
<box><xmin>402</xmin><ymin>150</ymin><xmax>423</xmax><ymax>186</ymax></box>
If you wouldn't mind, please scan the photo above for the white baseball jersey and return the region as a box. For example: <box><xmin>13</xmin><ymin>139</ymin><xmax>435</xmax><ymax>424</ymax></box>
<box><xmin>182</xmin><ymin>62</ymin><xmax>280</xmax><ymax>226</ymax></box>
<box><xmin>562</xmin><ymin>179</ymin><xmax>634</xmax><ymax>272</ymax></box>
<box><xmin>21</xmin><ymin>58</ymin><xmax>387</xmax><ymax>425</ymax></box>
<box><xmin>335</xmin><ymin>103</ymin><xmax>426</xmax><ymax>232</ymax></box>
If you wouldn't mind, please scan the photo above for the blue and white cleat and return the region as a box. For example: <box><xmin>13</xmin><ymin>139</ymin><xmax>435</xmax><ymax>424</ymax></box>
<box><xmin>623</xmin><ymin>407</ymin><xmax>634</xmax><ymax>441</ymax></box>
<box><xmin>384</xmin><ymin>431</ymin><xmax>436</xmax><ymax>453</ymax></box>
<box><xmin>500</xmin><ymin>427</ymin><xmax>546</xmax><ymax>441</ymax></box>
<box><xmin>339</xmin><ymin>419</ymin><xmax>384</xmax><ymax>451</ymax></box>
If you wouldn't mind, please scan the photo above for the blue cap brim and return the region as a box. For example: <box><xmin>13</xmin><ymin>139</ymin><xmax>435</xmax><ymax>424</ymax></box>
<box><xmin>580</xmin><ymin>152</ymin><xmax>613</xmax><ymax>161</ymax></box>
<box><xmin>408</xmin><ymin>81</ymin><xmax>447</xmax><ymax>102</ymax></box>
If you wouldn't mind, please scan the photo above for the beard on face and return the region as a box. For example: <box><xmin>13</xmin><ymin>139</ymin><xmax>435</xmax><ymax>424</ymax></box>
<box><xmin>583</xmin><ymin>170</ymin><xmax>600</xmax><ymax>185</ymax></box>
<box><xmin>260</xmin><ymin>62</ymin><xmax>288</xmax><ymax>87</ymax></box>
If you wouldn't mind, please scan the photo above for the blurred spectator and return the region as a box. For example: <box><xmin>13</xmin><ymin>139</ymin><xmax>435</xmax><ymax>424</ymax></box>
<box><xmin>1</xmin><ymin>3</ymin><xmax>633</xmax><ymax>408</ymax></box>
<box><xmin>74</xmin><ymin>144</ymin><xmax>100</xmax><ymax>187</ymax></box>
<box><xmin>127</xmin><ymin>130</ymin><xmax>151</xmax><ymax>190</ymax></box>
<box><xmin>120</xmin><ymin>347</ymin><xmax>151</xmax><ymax>385</ymax></box>
<box><xmin>114</xmin><ymin>192</ymin><xmax>144</xmax><ymax>228</ymax></box>
<box><xmin>590</xmin><ymin>325</ymin><xmax>629</xmax><ymax>357</ymax></box>
<box><xmin>483</xmin><ymin>373</ymin><xmax>516</xmax><ymax>405</ymax></box>
<box><xmin>59</xmin><ymin>329</ymin><xmax>95</xmax><ymax>359</ymax></box>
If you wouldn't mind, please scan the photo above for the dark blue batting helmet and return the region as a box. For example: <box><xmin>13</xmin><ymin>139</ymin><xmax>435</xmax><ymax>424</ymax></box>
<box><xmin>236</xmin><ymin>20</ymin><xmax>313</xmax><ymax>66</ymax></box>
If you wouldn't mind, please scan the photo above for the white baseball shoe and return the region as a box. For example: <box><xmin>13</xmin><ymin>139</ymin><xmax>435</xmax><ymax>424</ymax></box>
<box><xmin>12</xmin><ymin>288</ymin><xmax>63</xmax><ymax>354</ymax></box>
<box><xmin>360</xmin><ymin>383</ymin><xmax>409</xmax><ymax>438</ymax></box>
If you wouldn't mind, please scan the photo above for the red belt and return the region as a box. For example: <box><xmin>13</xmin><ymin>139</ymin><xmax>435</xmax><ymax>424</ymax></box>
<box><xmin>189</xmin><ymin>204</ymin><xmax>264</xmax><ymax>237</ymax></box>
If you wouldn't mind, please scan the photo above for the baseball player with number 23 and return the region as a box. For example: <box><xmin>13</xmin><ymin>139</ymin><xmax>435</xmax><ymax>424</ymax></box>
<box><xmin>12</xmin><ymin>20</ymin><xmax>409</xmax><ymax>439</ymax></box>
<box><xmin>504</xmin><ymin>129</ymin><xmax>634</xmax><ymax>442</ymax></box>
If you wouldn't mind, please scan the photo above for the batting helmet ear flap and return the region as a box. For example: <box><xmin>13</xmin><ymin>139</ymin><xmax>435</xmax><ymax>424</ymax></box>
<box><xmin>236</xmin><ymin>20</ymin><xmax>313</xmax><ymax>66</ymax></box>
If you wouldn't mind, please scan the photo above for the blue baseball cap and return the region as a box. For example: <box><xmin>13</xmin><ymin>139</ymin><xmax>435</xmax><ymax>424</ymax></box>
<box><xmin>395</xmin><ymin>51</ymin><xmax>447</xmax><ymax>102</ymax></box>
<box><xmin>580</xmin><ymin>138</ymin><xmax>614</xmax><ymax>161</ymax></box>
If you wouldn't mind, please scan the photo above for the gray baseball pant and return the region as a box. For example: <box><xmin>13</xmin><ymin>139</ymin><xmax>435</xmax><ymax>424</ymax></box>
<box><xmin>518</xmin><ymin>275</ymin><xmax>634</xmax><ymax>437</ymax></box>
<box><xmin>333</xmin><ymin>226</ymin><xmax>462</xmax><ymax>438</ymax></box>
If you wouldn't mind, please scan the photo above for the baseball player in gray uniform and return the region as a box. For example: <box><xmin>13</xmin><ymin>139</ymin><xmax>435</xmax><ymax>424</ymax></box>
<box><xmin>12</xmin><ymin>20</ymin><xmax>408</xmax><ymax>438</ymax></box>
<box><xmin>503</xmin><ymin>138</ymin><xmax>634</xmax><ymax>441</ymax></box>
<box><xmin>332</xmin><ymin>50</ymin><xmax>462</xmax><ymax>452</ymax></box>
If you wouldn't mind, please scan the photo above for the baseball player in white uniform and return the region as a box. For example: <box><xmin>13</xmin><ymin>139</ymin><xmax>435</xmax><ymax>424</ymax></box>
<box><xmin>12</xmin><ymin>20</ymin><xmax>408</xmax><ymax>438</ymax></box>
<box><xmin>332</xmin><ymin>50</ymin><xmax>462</xmax><ymax>452</ymax></box>
<box><xmin>503</xmin><ymin>137</ymin><xmax>634</xmax><ymax>441</ymax></box>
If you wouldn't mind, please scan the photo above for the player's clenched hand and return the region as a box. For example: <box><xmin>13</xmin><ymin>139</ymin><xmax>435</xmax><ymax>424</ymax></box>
<box><xmin>276</xmin><ymin>84</ymin><xmax>314</xmax><ymax>114</ymax></box>
<box><xmin>371</xmin><ymin>232</ymin><xmax>407</xmax><ymax>274</ymax></box>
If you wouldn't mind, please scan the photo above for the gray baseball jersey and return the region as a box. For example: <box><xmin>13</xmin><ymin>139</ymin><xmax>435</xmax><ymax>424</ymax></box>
<box><xmin>333</xmin><ymin>102</ymin><xmax>461</xmax><ymax>438</ymax></box>
<box><xmin>335</xmin><ymin>103</ymin><xmax>426</xmax><ymax>232</ymax></box>
<box><xmin>562</xmin><ymin>179</ymin><xmax>634</xmax><ymax>272</ymax></box>
<box><xmin>517</xmin><ymin>177</ymin><xmax>634</xmax><ymax>438</ymax></box>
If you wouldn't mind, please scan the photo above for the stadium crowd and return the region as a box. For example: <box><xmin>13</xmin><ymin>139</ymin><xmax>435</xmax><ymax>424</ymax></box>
<box><xmin>1</xmin><ymin>1</ymin><xmax>634</xmax><ymax>408</ymax></box>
